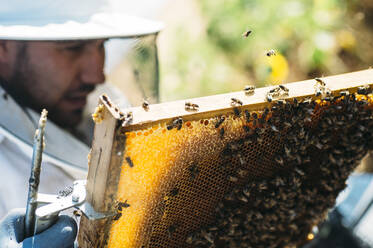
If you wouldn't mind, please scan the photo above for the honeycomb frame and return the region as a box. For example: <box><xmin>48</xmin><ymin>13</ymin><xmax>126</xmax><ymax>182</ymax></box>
<box><xmin>78</xmin><ymin>69</ymin><xmax>373</xmax><ymax>248</ymax></box>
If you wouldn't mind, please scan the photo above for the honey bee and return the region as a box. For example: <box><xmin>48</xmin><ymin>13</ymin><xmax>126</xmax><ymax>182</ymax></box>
<box><xmin>315</xmin><ymin>89</ymin><xmax>322</xmax><ymax>97</ymax></box>
<box><xmin>228</xmin><ymin>175</ymin><xmax>238</xmax><ymax>183</ymax></box>
<box><xmin>167</xmin><ymin>117</ymin><xmax>183</xmax><ymax>130</ymax></box>
<box><xmin>175</xmin><ymin>118</ymin><xmax>183</xmax><ymax>130</ymax></box>
<box><xmin>242</xmin><ymin>30</ymin><xmax>252</xmax><ymax>38</ymax></box>
<box><xmin>219</xmin><ymin>128</ymin><xmax>225</xmax><ymax>138</ymax></box>
<box><xmin>231</xmin><ymin>98</ymin><xmax>243</xmax><ymax>106</ymax></box>
<box><xmin>125</xmin><ymin>156</ymin><xmax>134</xmax><ymax>168</ymax></box>
<box><xmin>233</xmin><ymin>107</ymin><xmax>241</xmax><ymax>117</ymax></box>
<box><xmin>215</xmin><ymin>116</ymin><xmax>225</xmax><ymax>128</ymax></box>
<box><xmin>185</xmin><ymin>102</ymin><xmax>199</xmax><ymax>111</ymax></box>
<box><xmin>266</xmin><ymin>85</ymin><xmax>289</xmax><ymax>102</ymax></box>
<box><xmin>186</xmin><ymin>233</ymin><xmax>195</xmax><ymax>244</ymax></box>
<box><xmin>113</xmin><ymin>212</ymin><xmax>122</xmax><ymax>221</ymax></box>
<box><xmin>244</xmin><ymin>85</ymin><xmax>255</xmax><ymax>95</ymax></box>
<box><xmin>237</xmin><ymin>168</ymin><xmax>248</xmax><ymax>177</ymax></box>
<box><xmin>188</xmin><ymin>164</ymin><xmax>199</xmax><ymax>179</ymax></box>
<box><xmin>266</xmin><ymin>49</ymin><xmax>276</xmax><ymax>57</ymax></box>
<box><xmin>237</xmin><ymin>153</ymin><xmax>245</xmax><ymax>165</ymax></box>
<box><xmin>266</xmin><ymin>93</ymin><xmax>273</xmax><ymax>102</ymax></box>
<box><xmin>357</xmin><ymin>85</ymin><xmax>370</xmax><ymax>95</ymax></box>
<box><xmin>121</xmin><ymin>111</ymin><xmax>133</xmax><ymax>127</ymax></box>
<box><xmin>315</xmin><ymin>78</ymin><xmax>326</xmax><ymax>86</ymax></box>
<box><xmin>118</xmin><ymin>200</ymin><xmax>130</xmax><ymax>210</ymax></box>
<box><xmin>142</xmin><ymin>99</ymin><xmax>150</xmax><ymax>111</ymax></box>
<box><xmin>278</xmin><ymin>85</ymin><xmax>289</xmax><ymax>92</ymax></box>
<box><xmin>340</xmin><ymin>90</ymin><xmax>350</xmax><ymax>96</ymax></box>
<box><xmin>314</xmin><ymin>78</ymin><xmax>331</xmax><ymax>98</ymax></box>
<box><xmin>244</xmin><ymin>110</ymin><xmax>250</xmax><ymax>122</ymax></box>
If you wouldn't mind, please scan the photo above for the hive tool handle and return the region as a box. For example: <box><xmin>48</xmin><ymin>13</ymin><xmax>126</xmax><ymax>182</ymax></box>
<box><xmin>24</xmin><ymin>109</ymin><xmax>48</xmax><ymax>237</ymax></box>
<box><xmin>24</xmin><ymin>110</ymin><xmax>116</xmax><ymax>237</ymax></box>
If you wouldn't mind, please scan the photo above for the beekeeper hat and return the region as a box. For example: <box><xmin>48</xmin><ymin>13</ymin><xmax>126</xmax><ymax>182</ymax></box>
<box><xmin>0</xmin><ymin>0</ymin><xmax>163</xmax><ymax>40</ymax></box>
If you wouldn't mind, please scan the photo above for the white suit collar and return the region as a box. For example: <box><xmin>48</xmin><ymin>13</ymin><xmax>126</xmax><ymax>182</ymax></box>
<box><xmin>0</xmin><ymin>86</ymin><xmax>89</xmax><ymax>176</ymax></box>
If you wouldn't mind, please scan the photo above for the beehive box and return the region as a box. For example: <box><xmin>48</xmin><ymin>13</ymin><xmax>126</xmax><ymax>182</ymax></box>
<box><xmin>78</xmin><ymin>69</ymin><xmax>373</xmax><ymax>248</ymax></box>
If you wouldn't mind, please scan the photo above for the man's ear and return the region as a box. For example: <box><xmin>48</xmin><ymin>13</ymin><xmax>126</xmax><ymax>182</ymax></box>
<box><xmin>0</xmin><ymin>40</ymin><xmax>8</xmax><ymax>62</ymax></box>
<box><xmin>0</xmin><ymin>41</ymin><xmax>17</xmax><ymax>79</ymax></box>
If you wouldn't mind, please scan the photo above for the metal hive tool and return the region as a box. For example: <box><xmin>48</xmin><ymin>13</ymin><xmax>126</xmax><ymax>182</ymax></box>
<box><xmin>78</xmin><ymin>69</ymin><xmax>373</xmax><ymax>248</ymax></box>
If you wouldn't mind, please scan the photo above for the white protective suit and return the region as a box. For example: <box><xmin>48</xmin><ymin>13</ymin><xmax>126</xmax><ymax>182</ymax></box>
<box><xmin>0</xmin><ymin>84</ymin><xmax>129</xmax><ymax>218</ymax></box>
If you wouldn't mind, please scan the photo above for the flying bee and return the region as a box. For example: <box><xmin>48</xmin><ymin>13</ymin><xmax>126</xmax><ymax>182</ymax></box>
<box><xmin>244</xmin><ymin>85</ymin><xmax>255</xmax><ymax>95</ymax></box>
<box><xmin>266</xmin><ymin>49</ymin><xmax>276</xmax><ymax>57</ymax></box>
<box><xmin>242</xmin><ymin>29</ymin><xmax>252</xmax><ymax>38</ymax></box>
<box><xmin>231</xmin><ymin>97</ymin><xmax>243</xmax><ymax>106</ymax></box>
<box><xmin>142</xmin><ymin>99</ymin><xmax>150</xmax><ymax>111</ymax></box>
<box><xmin>185</xmin><ymin>101</ymin><xmax>199</xmax><ymax>111</ymax></box>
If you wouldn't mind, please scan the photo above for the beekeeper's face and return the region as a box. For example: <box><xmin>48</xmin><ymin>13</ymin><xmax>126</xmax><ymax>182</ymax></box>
<box><xmin>0</xmin><ymin>39</ymin><xmax>106</xmax><ymax>128</ymax></box>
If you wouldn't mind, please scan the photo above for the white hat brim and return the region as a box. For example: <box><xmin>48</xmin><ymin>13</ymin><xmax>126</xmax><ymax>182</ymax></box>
<box><xmin>0</xmin><ymin>12</ymin><xmax>163</xmax><ymax>40</ymax></box>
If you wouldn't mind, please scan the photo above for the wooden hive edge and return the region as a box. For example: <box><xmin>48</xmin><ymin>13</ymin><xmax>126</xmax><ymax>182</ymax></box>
<box><xmin>121</xmin><ymin>69</ymin><xmax>373</xmax><ymax>132</ymax></box>
<box><xmin>79</xmin><ymin>95</ymin><xmax>126</xmax><ymax>248</ymax></box>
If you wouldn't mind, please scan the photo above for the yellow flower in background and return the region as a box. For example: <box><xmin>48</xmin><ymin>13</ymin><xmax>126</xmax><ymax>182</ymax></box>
<box><xmin>336</xmin><ymin>30</ymin><xmax>356</xmax><ymax>51</ymax></box>
<box><xmin>267</xmin><ymin>53</ymin><xmax>289</xmax><ymax>84</ymax></box>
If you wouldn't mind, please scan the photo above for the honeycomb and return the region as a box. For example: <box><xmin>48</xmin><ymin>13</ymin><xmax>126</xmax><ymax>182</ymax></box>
<box><xmin>97</xmin><ymin>87</ymin><xmax>373</xmax><ymax>248</ymax></box>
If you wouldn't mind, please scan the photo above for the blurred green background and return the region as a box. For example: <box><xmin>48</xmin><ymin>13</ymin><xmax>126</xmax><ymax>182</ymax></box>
<box><xmin>154</xmin><ymin>0</ymin><xmax>373</xmax><ymax>101</ymax></box>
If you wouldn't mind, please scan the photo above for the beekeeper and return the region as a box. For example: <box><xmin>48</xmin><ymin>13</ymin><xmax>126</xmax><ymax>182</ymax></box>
<box><xmin>0</xmin><ymin>0</ymin><xmax>162</xmax><ymax>246</ymax></box>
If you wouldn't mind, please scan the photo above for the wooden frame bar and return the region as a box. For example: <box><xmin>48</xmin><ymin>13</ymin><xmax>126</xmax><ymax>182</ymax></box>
<box><xmin>123</xmin><ymin>69</ymin><xmax>373</xmax><ymax>131</ymax></box>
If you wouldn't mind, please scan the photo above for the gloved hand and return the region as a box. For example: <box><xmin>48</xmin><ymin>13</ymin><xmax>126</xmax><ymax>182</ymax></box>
<box><xmin>0</xmin><ymin>208</ymin><xmax>77</xmax><ymax>248</ymax></box>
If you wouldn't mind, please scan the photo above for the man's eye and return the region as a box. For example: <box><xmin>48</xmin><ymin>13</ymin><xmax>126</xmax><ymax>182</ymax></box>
<box><xmin>65</xmin><ymin>45</ymin><xmax>84</xmax><ymax>52</ymax></box>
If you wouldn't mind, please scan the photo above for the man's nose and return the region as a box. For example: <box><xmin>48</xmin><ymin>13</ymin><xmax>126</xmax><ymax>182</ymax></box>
<box><xmin>79</xmin><ymin>45</ymin><xmax>105</xmax><ymax>85</ymax></box>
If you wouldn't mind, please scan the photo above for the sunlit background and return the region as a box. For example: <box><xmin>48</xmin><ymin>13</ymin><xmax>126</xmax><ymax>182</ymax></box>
<box><xmin>106</xmin><ymin>0</ymin><xmax>373</xmax><ymax>103</ymax></box>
